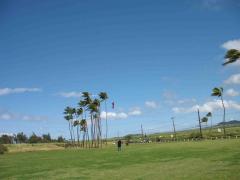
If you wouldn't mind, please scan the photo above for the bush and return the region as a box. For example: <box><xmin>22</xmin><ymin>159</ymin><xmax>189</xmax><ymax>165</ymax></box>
<box><xmin>189</xmin><ymin>132</ymin><xmax>202</xmax><ymax>139</ymax></box>
<box><xmin>0</xmin><ymin>144</ymin><xmax>8</xmax><ymax>154</ymax></box>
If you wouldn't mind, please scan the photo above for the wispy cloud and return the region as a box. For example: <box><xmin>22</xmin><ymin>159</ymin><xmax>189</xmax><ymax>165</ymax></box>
<box><xmin>128</xmin><ymin>108</ymin><xmax>142</xmax><ymax>116</ymax></box>
<box><xmin>0</xmin><ymin>109</ymin><xmax>47</xmax><ymax>121</ymax></box>
<box><xmin>177</xmin><ymin>98</ymin><xmax>197</xmax><ymax>104</ymax></box>
<box><xmin>201</xmin><ymin>0</ymin><xmax>240</xmax><ymax>11</ymax></box>
<box><xmin>162</xmin><ymin>91</ymin><xmax>196</xmax><ymax>106</ymax></box>
<box><xmin>58</xmin><ymin>91</ymin><xmax>83</xmax><ymax>98</ymax></box>
<box><xmin>162</xmin><ymin>90</ymin><xmax>176</xmax><ymax>99</ymax></box>
<box><xmin>172</xmin><ymin>99</ymin><xmax>240</xmax><ymax>113</ymax></box>
<box><xmin>226</xmin><ymin>88</ymin><xmax>239</xmax><ymax>97</ymax></box>
<box><xmin>224</xmin><ymin>74</ymin><xmax>240</xmax><ymax>85</ymax></box>
<box><xmin>145</xmin><ymin>101</ymin><xmax>158</xmax><ymax>109</ymax></box>
<box><xmin>0</xmin><ymin>88</ymin><xmax>41</xmax><ymax>96</ymax></box>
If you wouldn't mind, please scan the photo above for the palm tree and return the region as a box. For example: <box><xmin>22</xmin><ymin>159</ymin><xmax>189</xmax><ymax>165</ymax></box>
<box><xmin>80</xmin><ymin>119</ymin><xmax>86</xmax><ymax>147</ymax></box>
<box><xmin>223</xmin><ymin>49</ymin><xmax>240</xmax><ymax>66</ymax></box>
<box><xmin>82</xmin><ymin>92</ymin><xmax>92</xmax><ymax>105</ymax></box>
<box><xmin>201</xmin><ymin>117</ymin><xmax>208</xmax><ymax>124</ymax></box>
<box><xmin>211</xmin><ymin>87</ymin><xmax>226</xmax><ymax>136</ymax></box>
<box><xmin>64</xmin><ymin>106</ymin><xmax>74</xmax><ymax>143</ymax></box>
<box><xmin>93</xmin><ymin>98</ymin><xmax>102</xmax><ymax>147</ymax></box>
<box><xmin>71</xmin><ymin>108</ymin><xmax>77</xmax><ymax>143</ymax></box>
<box><xmin>206</xmin><ymin>112</ymin><xmax>213</xmax><ymax>135</ymax></box>
<box><xmin>87</xmin><ymin>102</ymin><xmax>98</xmax><ymax>147</ymax></box>
<box><xmin>99</xmin><ymin>92</ymin><xmax>108</xmax><ymax>144</ymax></box>
<box><xmin>76</xmin><ymin>108</ymin><xmax>83</xmax><ymax>144</ymax></box>
<box><xmin>73</xmin><ymin>120</ymin><xmax>80</xmax><ymax>145</ymax></box>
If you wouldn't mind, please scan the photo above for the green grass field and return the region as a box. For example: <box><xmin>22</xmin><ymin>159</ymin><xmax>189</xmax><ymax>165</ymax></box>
<box><xmin>1</xmin><ymin>139</ymin><xmax>240</xmax><ymax>179</ymax></box>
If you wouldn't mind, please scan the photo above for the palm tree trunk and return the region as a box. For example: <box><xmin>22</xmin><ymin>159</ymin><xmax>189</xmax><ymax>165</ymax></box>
<box><xmin>197</xmin><ymin>109</ymin><xmax>203</xmax><ymax>138</ymax></box>
<box><xmin>91</xmin><ymin>114</ymin><xmax>94</xmax><ymax>148</ymax></box>
<box><xmin>71</xmin><ymin>121</ymin><xmax>75</xmax><ymax>144</ymax></box>
<box><xmin>77</xmin><ymin>124</ymin><xmax>80</xmax><ymax>146</ymax></box>
<box><xmin>98</xmin><ymin>115</ymin><xmax>102</xmax><ymax>148</ymax></box>
<box><xmin>105</xmin><ymin>100</ymin><xmax>108</xmax><ymax>145</ymax></box>
<box><xmin>82</xmin><ymin>131</ymin><xmax>85</xmax><ymax>148</ymax></box>
<box><xmin>68</xmin><ymin>121</ymin><xmax>73</xmax><ymax>143</ymax></box>
<box><xmin>220</xmin><ymin>96</ymin><xmax>226</xmax><ymax>136</ymax></box>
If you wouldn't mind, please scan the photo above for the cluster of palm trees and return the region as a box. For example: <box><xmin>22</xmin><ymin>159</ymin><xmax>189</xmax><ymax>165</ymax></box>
<box><xmin>64</xmin><ymin>92</ymin><xmax>108</xmax><ymax>148</ymax></box>
<box><xmin>207</xmin><ymin>48</ymin><xmax>239</xmax><ymax>136</ymax></box>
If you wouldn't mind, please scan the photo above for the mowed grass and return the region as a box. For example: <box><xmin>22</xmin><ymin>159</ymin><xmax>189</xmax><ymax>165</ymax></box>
<box><xmin>0</xmin><ymin>140</ymin><xmax>240</xmax><ymax>180</ymax></box>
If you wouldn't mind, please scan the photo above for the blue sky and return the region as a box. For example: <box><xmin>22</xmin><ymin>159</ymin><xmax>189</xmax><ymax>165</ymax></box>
<box><xmin>0</xmin><ymin>0</ymin><xmax>240</xmax><ymax>138</ymax></box>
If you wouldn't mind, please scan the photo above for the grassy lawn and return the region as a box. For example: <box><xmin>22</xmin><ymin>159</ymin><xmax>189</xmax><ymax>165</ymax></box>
<box><xmin>1</xmin><ymin>139</ymin><xmax>240</xmax><ymax>180</ymax></box>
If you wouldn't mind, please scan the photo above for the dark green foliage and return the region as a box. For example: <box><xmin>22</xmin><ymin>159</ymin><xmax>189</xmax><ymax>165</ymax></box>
<box><xmin>223</xmin><ymin>49</ymin><xmax>240</xmax><ymax>65</ymax></box>
<box><xmin>206</xmin><ymin>112</ymin><xmax>212</xmax><ymax>117</ymax></box>
<box><xmin>0</xmin><ymin>135</ymin><xmax>13</xmax><ymax>144</ymax></box>
<box><xmin>211</xmin><ymin>87</ymin><xmax>223</xmax><ymax>97</ymax></box>
<box><xmin>42</xmin><ymin>133</ymin><xmax>51</xmax><ymax>143</ymax></box>
<box><xmin>0</xmin><ymin>144</ymin><xmax>8</xmax><ymax>154</ymax></box>
<box><xmin>189</xmin><ymin>132</ymin><xmax>202</xmax><ymax>139</ymax></box>
<box><xmin>29</xmin><ymin>133</ymin><xmax>42</xmax><ymax>144</ymax></box>
<box><xmin>201</xmin><ymin>117</ymin><xmax>208</xmax><ymax>123</ymax></box>
<box><xmin>16</xmin><ymin>132</ymin><xmax>28</xmax><ymax>143</ymax></box>
<box><xmin>57</xmin><ymin>136</ymin><xmax>64</xmax><ymax>143</ymax></box>
<box><xmin>124</xmin><ymin>134</ymin><xmax>133</xmax><ymax>143</ymax></box>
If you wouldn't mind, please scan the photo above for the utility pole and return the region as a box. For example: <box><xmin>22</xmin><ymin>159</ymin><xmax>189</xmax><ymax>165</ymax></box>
<box><xmin>171</xmin><ymin>117</ymin><xmax>176</xmax><ymax>139</ymax></box>
<box><xmin>141</xmin><ymin>124</ymin><xmax>144</xmax><ymax>141</ymax></box>
<box><xmin>197</xmin><ymin>109</ymin><xmax>203</xmax><ymax>138</ymax></box>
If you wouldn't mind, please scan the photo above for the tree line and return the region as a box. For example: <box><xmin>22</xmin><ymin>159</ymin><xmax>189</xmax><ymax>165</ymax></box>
<box><xmin>0</xmin><ymin>132</ymin><xmax>65</xmax><ymax>144</ymax></box>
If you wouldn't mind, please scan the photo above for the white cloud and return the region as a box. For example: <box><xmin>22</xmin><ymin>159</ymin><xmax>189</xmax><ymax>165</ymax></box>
<box><xmin>222</xmin><ymin>39</ymin><xmax>240</xmax><ymax>50</ymax></box>
<box><xmin>58</xmin><ymin>91</ymin><xmax>83</xmax><ymax>98</ymax></box>
<box><xmin>0</xmin><ymin>110</ymin><xmax>47</xmax><ymax>121</ymax></box>
<box><xmin>0</xmin><ymin>88</ymin><xmax>41</xmax><ymax>96</ymax></box>
<box><xmin>145</xmin><ymin>101</ymin><xmax>158</xmax><ymax>109</ymax></box>
<box><xmin>100</xmin><ymin>107</ymin><xmax>142</xmax><ymax>120</ymax></box>
<box><xmin>172</xmin><ymin>100</ymin><xmax>240</xmax><ymax>113</ymax></box>
<box><xmin>0</xmin><ymin>113</ymin><xmax>11</xmax><ymax>120</ymax></box>
<box><xmin>100</xmin><ymin>111</ymin><xmax>128</xmax><ymax>120</ymax></box>
<box><xmin>224</xmin><ymin>74</ymin><xmax>240</xmax><ymax>85</ymax></box>
<box><xmin>177</xmin><ymin>98</ymin><xmax>197</xmax><ymax>104</ymax></box>
<box><xmin>226</xmin><ymin>88</ymin><xmax>239</xmax><ymax>97</ymax></box>
<box><xmin>128</xmin><ymin>109</ymin><xmax>142</xmax><ymax>116</ymax></box>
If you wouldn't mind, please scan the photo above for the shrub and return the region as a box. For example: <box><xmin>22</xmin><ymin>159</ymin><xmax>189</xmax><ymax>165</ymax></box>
<box><xmin>0</xmin><ymin>144</ymin><xmax>8</xmax><ymax>154</ymax></box>
<box><xmin>189</xmin><ymin>132</ymin><xmax>201</xmax><ymax>139</ymax></box>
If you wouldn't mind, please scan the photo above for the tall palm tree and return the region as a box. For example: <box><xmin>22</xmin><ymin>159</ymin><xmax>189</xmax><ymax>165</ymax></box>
<box><xmin>78</xmin><ymin>100</ymin><xmax>90</xmax><ymax>148</ymax></box>
<box><xmin>80</xmin><ymin>119</ymin><xmax>86</xmax><ymax>147</ymax></box>
<box><xmin>206</xmin><ymin>112</ymin><xmax>213</xmax><ymax>135</ymax></box>
<box><xmin>71</xmin><ymin>108</ymin><xmax>77</xmax><ymax>143</ymax></box>
<box><xmin>223</xmin><ymin>49</ymin><xmax>240</xmax><ymax>66</ymax></box>
<box><xmin>64</xmin><ymin>106</ymin><xmax>74</xmax><ymax>143</ymax></box>
<box><xmin>74</xmin><ymin>108</ymin><xmax>83</xmax><ymax>145</ymax></box>
<box><xmin>93</xmin><ymin>98</ymin><xmax>102</xmax><ymax>147</ymax></box>
<box><xmin>211</xmin><ymin>87</ymin><xmax>226</xmax><ymax>136</ymax></box>
<box><xmin>99</xmin><ymin>92</ymin><xmax>108</xmax><ymax>144</ymax></box>
<box><xmin>73</xmin><ymin>120</ymin><xmax>80</xmax><ymax>145</ymax></box>
<box><xmin>87</xmin><ymin>102</ymin><xmax>98</xmax><ymax>147</ymax></box>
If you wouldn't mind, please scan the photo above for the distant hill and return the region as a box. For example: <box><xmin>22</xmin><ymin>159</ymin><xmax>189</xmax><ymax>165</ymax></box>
<box><xmin>218</xmin><ymin>120</ymin><xmax>240</xmax><ymax>126</ymax></box>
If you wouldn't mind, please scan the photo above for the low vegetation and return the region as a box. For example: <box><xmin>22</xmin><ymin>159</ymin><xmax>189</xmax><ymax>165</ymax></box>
<box><xmin>0</xmin><ymin>144</ymin><xmax>8</xmax><ymax>154</ymax></box>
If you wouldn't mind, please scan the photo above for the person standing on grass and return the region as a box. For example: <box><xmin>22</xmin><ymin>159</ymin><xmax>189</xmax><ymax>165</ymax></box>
<box><xmin>117</xmin><ymin>139</ymin><xmax>122</xmax><ymax>151</ymax></box>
